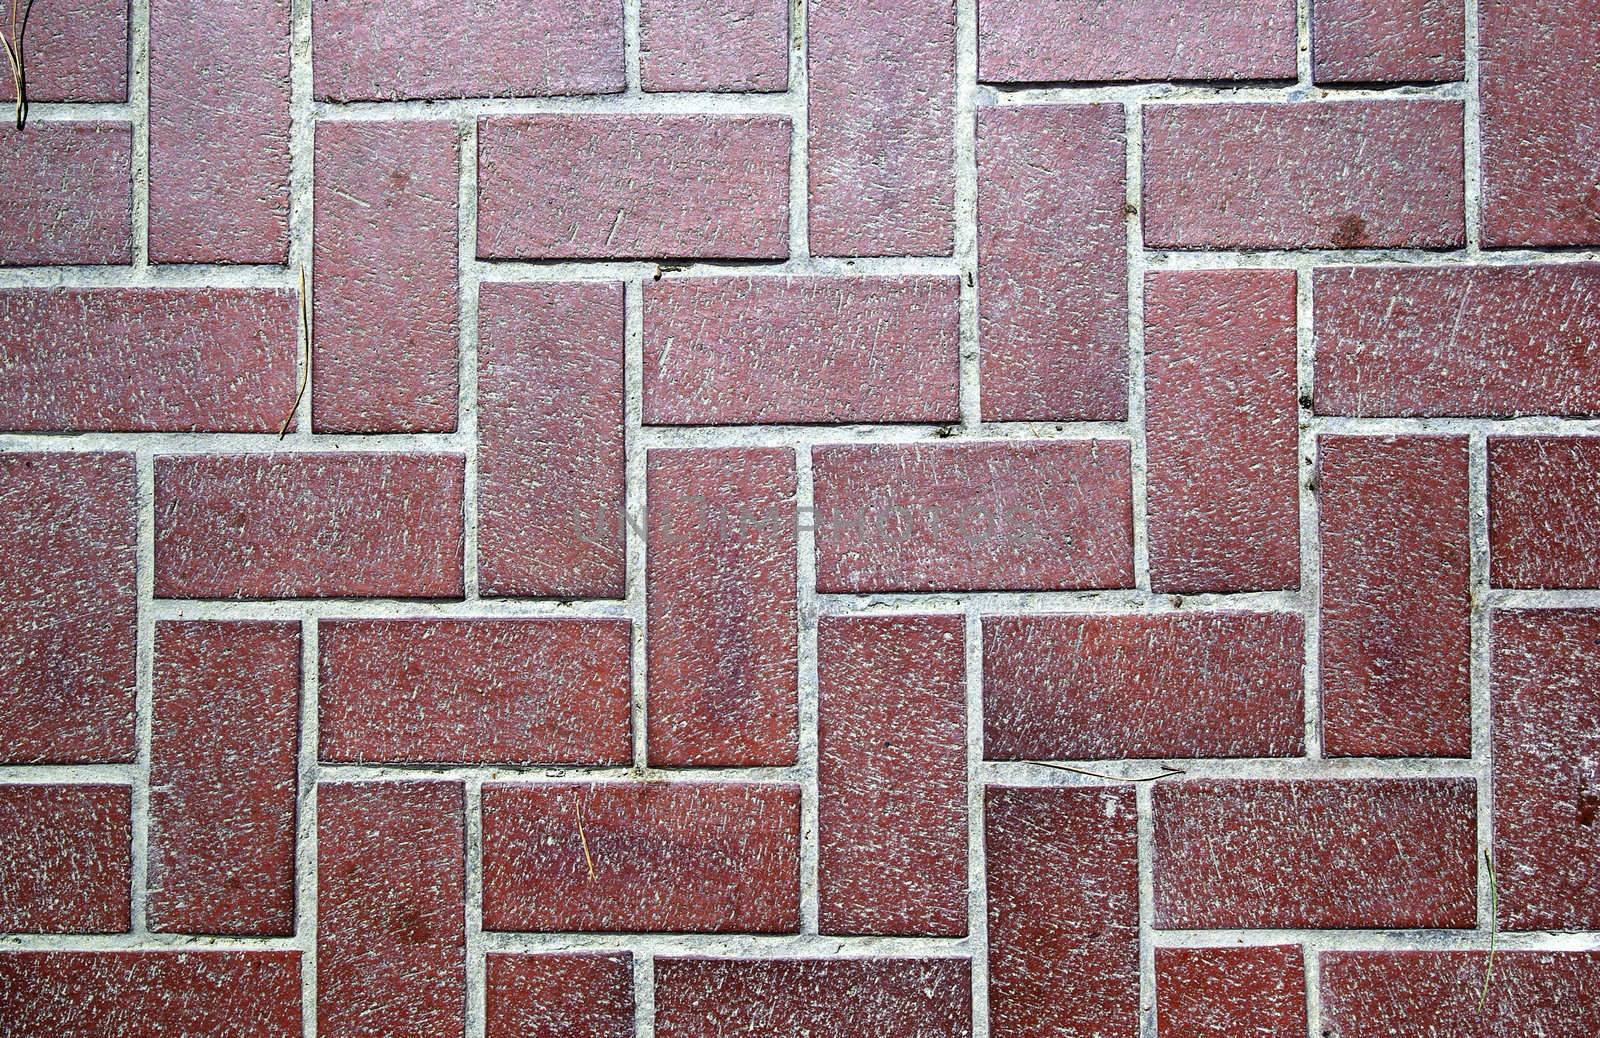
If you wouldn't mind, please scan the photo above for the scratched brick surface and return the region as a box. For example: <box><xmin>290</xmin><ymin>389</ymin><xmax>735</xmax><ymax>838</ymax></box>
<box><xmin>1488</xmin><ymin>437</ymin><xmax>1600</xmax><ymax>590</ymax></box>
<box><xmin>0</xmin><ymin>784</ymin><xmax>130</xmax><ymax>934</ymax></box>
<box><xmin>639</xmin><ymin>0</ymin><xmax>789</xmax><ymax>92</ymax></box>
<box><xmin>0</xmin><ymin>0</ymin><xmax>127</xmax><ymax>103</ymax></box>
<box><xmin>1155</xmin><ymin>946</ymin><xmax>1306</xmax><ymax>1038</ymax></box>
<box><xmin>0</xmin><ymin>121</ymin><xmax>130</xmax><ymax>266</ymax></box>
<box><xmin>1311</xmin><ymin>0</ymin><xmax>1464</xmax><ymax>83</ymax></box>
<box><xmin>486</xmin><ymin>953</ymin><xmax>635</xmax><ymax>1038</ymax></box>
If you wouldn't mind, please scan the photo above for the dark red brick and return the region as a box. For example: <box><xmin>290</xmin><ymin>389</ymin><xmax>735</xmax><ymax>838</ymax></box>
<box><xmin>1145</xmin><ymin>269</ymin><xmax>1299</xmax><ymax>593</ymax></box>
<box><xmin>1489</xmin><ymin>437</ymin><xmax>1600</xmax><ymax>589</ymax></box>
<box><xmin>313</xmin><ymin>120</ymin><xmax>459</xmax><ymax>433</ymax></box>
<box><xmin>1490</xmin><ymin>610</ymin><xmax>1600</xmax><ymax>930</ymax></box>
<box><xmin>1143</xmin><ymin>101</ymin><xmax>1464</xmax><ymax>249</ymax></box>
<box><xmin>477</xmin><ymin>115</ymin><xmax>789</xmax><ymax>260</ymax></box>
<box><xmin>318</xmin><ymin>781</ymin><xmax>464</xmax><ymax>1038</ymax></box>
<box><xmin>149</xmin><ymin>0</ymin><xmax>289</xmax><ymax>263</ymax></box>
<box><xmin>640</xmin><ymin>0</ymin><xmax>788</xmax><ymax>91</ymax></box>
<box><xmin>0</xmin><ymin>0</ymin><xmax>127</xmax><ymax>102</ymax></box>
<box><xmin>647</xmin><ymin>448</ymin><xmax>797</xmax><ymax>766</ymax></box>
<box><xmin>486</xmin><ymin>953</ymin><xmax>634</xmax><ymax>1038</ymax></box>
<box><xmin>154</xmin><ymin>453</ymin><xmax>464</xmax><ymax>600</ymax></box>
<box><xmin>813</xmin><ymin>441</ymin><xmax>1134</xmax><ymax>593</ymax></box>
<box><xmin>0</xmin><ymin>784</ymin><xmax>129</xmax><ymax>934</ymax></box>
<box><xmin>478</xmin><ymin>282</ymin><xmax>624</xmax><ymax>598</ymax></box>
<box><xmin>0</xmin><ymin>451</ymin><xmax>135</xmax><ymax>764</ymax></box>
<box><xmin>319</xmin><ymin>619</ymin><xmax>631</xmax><ymax>766</ymax></box>
<box><xmin>1317</xmin><ymin>435</ymin><xmax>1471</xmax><ymax>757</ymax></box>
<box><xmin>0</xmin><ymin>121</ymin><xmax>130</xmax><ymax>266</ymax></box>
<box><xmin>1312</xmin><ymin>0</ymin><xmax>1464</xmax><ymax>83</ymax></box>
<box><xmin>147</xmin><ymin>621</ymin><xmax>299</xmax><ymax>936</ymax></box>
<box><xmin>313</xmin><ymin>0</ymin><xmax>623</xmax><ymax>100</ymax></box>
<box><xmin>808</xmin><ymin>0</ymin><xmax>954</xmax><ymax>257</ymax></box>
<box><xmin>1314</xmin><ymin>264</ymin><xmax>1600</xmax><ymax>417</ymax></box>
<box><xmin>1156</xmin><ymin>946</ymin><xmax>1305</xmax><ymax>1038</ymax></box>
<box><xmin>817</xmin><ymin>615</ymin><xmax>966</xmax><ymax>937</ymax></box>
<box><xmin>1152</xmin><ymin>779</ymin><xmax>1477</xmax><ymax>928</ymax></box>
<box><xmin>986</xmin><ymin>785</ymin><xmax>1139</xmax><ymax>1038</ymax></box>
<box><xmin>481</xmin><ymin>782</ymin><xmax>800</xmax><ymax>933</ymax></box>
<box><xmin>983</xmin><ymin>612</ymin><xmax>1304</xmax><ymax>760</ymax></box>
<box><xmin>643</xmin><ymin>276</ymin><xmax>960</xmax><ymax>424</ymax></box>
<box><xmin>977</xmin><ymin>104</ymin><xmax>1127</xmax><ymax>421</ymax></box>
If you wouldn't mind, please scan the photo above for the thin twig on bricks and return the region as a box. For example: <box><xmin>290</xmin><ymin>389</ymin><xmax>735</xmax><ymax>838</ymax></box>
<box><xmin>0</xmin><ymin>0</ymin><xmax>35</xmax><ymax>129</ymax></box>
<box><xmin>1028</xmin><ymin>762</ymin><xmax>1188</xmax><ymax>783</ymax></box>
<box><xmin>575</xmin><ymin>796</ymin><xmax>596</xmax><ymax>880</ymax></box>
<box><xmin>1478</xmin><ymin>848</ymin><xmax>1499</xmax><ymax>1011</ymax></box>
<box><xmin>278</xmin><ymin>266</ymin><xmax>311</xmax><ymax>439</ymax></box>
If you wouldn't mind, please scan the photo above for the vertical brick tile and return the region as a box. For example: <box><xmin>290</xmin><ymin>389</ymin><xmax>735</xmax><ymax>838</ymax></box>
<box><xmin>480</xmin><ymin>782</ymin><xmax>801</xmax><ymax>933</ymax></box>
<box><xmin>0</xmin><ymin>122</ymin><xmax>130</xmax><ymax>266</ymax></box>
<box><xmin>643</xmin><ymin>276</ymin><xmax>961</xmax><ymax>425</ymax></box>
<box><xmin>1145</xmin><ymin>269</ymin><xmax>1300</xmax><ymax>593</ymax></box>
<box><xmin>1317</xmin><ymin>435</ymin><xmax>1471</xmax><ymax>757</ymax></box>
<box><xmin>1491</xmin><ymin>610</ymin><xmax>1600</xmax><ymax>930</ymax></box>
<box><xmin>318</xmin><ymin>781</ymin><xmax>464</xmax><ymax>1038</ymax></box>
<box><xmin>478</xmin><ymin>282</ymin><xmax>625</xmax><ymax>599</ymax></box>
<box><xmin>149</xmin><ymin>0</ymin><xmax>289</xmax><ymax>264</ymax></box>
<box><xmin>486</xmin><ymin>953</ymin><xmax>634</xmax><ymax>1038</ymax></box>
<box><xmin>1143</xmin><ymin>101</ymin><xmax>1464</xmax><ymax>249</ymax></box>
<box><xmin>985</xmin><ymin>785</ymin><xmax>1139</xmax><ymax>1038</ymax></box>
<box><xmin>817</xmin><ymin>615</ymin><xmax>966</xmax><ymax>937</ymax></box>
<box><xmin>1312</xmin><ymin>0</ymin><xmax>1465</xmax><ymax>83</ymax></box>
<box><xmin>640</xmin><ymin>0</ymin><xmax>788</xmax><ymax>91</ymax></box>
<box><xmin>154</xmin><ymin>453</ymin><xmax>465</xmax><ymax>600</ymax></box>
<box><xmin>976</xmin><ymin>104</ymin><xmax>1127</xmax><ymax>422</ymax></box>
<box><xmin>477</xmin><ymin>115</ymin><xmax>790</xmax><ymax>260</ymax></box>
<box><xmin>1156</xmin><ymin>946</ymin><xmax>1306</xmax><ymax>1038</ymax></box>
<box><xmin>1489</xmin><ymin>437</ymin><xmax>1600</xmax><ymax>589</ymax></box>
<box><xmin>148</xmin><ymin>621</ymin><xmax>300</xmax><ymax>936</ymax></box>
<box><xmin>313</xmin><ymin>121</ymin><xmax>459</xmax><ymax>433</ymax></box>
<box><xmin>1152</xmin><ymin>779</ymin><xmax>1477</xmax><ymax>928</ymax></box>
<box><xmin>813</xmin><ymin>441</ymin><xmax>1134</xmax><ymax>593</ymax></box>
<box><xmin>983</xmin><ymin>612</ymin><xmax>1304</xmax><ymax>760</ymax></box>
<box><xmin>0</xmin><ymin>784</ymin><xmax>130</xmax><ymax>934</ymax></box>
<box><xmin>1</xmin><ymin>452</ymin><xmax>135</xmax><ymax>764</ymax></box>
<box><xmin>647</xmin><ymin>448</ymin><xmax>797</xmax><ymax>766</ymax></box>
<box><xmin>0</xmin><ymin>0</ymin><xmax>127</xmax><ymax>102</ymax></box>
<box><xmin>807</xmin><ymin>0</ymin><xmax>954</xmax><ymax>257</ymax></box>
<box><xmin>319</xmin><ymin>619</ymin><xmax>631</xmax><ymax>766</ymax></box>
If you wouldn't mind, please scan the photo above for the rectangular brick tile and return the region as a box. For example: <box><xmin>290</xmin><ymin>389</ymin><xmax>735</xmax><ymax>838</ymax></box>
<box><xmin>1</xmin><ymin>289</ymin><xmax>297</xmax><ymax>432</ymax></box>
<box><xmin>647</xmin><ymin>448</ymin><xmax>797</xmax><ymax>766</ymax></box>
<box><xmin>1314</xmin><ymin>264</ymin><xmax>1600</xmax><ymax>417</ymax></box>
<box><xmin>319</xmin><ymin>619</ymin><xmax>631</xmax><ymax>766</ymax></box>
<box><xmin>1312</xmin><ymin>0</ymin><xmax>1464</xmax><ymax>83</ymax></box>
<box><xmin>808</xmin><ymin>0</ymin><xmax>954</xmax><ymax>257</ymax></box>
<box><xmin>154</xmin><ymin>453</ymin><xmax>464</xmax><ymax>600</ymax></box>
<box><xmin>313</xmin><ymin>0</ymin><xmax>623</xmax><ymax>100</ymax></box>
<box><xmin>1481</xmin><ymin>1</ymin><xmax>1600</xmax><ymax>246</ymax></box>
<box><xmin>641</xmin><ymin>0</ymin><xmax>788</xmax><ymax>91</ymax></box>
<box><xmin>1157</xmin><ymin>946</ymin><xmax>1305</xmax><ymax>1038</ymax></box>
<box><xmin>813</xmin><ymin>441</ymin><xmax>1134</xmax><ymax>593</ymax></box>
<box><xmin>487</xmin><ymin>953</ymin><xmax>633</xmax><ymax>1038</ymax></box>
<box><xmin>313</xmin><ymin>120</ymin><xmax>459</xmax><ymax>433</ymax></box>
<box><xmin>0</xmin><ymin>784</ymin><xmax>130</xmax><ymax>934</ymax></box>
<box><xmin>318</xmin><ymin>781</ymin><xmax>464</xmax><ymax>1038</ymax></box>
<box><xmin>643</xmin><ymin>276</ymin><xmax>961</xmax><ymax>425</ymax></box>
<box><xmin>977</xmin><ymin>105</ymin><xmax>1127</xmax><ymax>421</ymax></box>
<box><xmin>1</xmin><ymin>452</ymin><xmax>135</xmax><ymax>764</ymax></box>
<box><xmin>478</xmin><ymin>282</ymin><xmax>625</xmax><ymax>598</ymax></box>
<box><xmin>0</xmin><ymin>0</ymin><xmax>127</xmax><ymax>102</ymax></box>
<box><xmin>1491</xmin><ymin>610</ymin><xmax>1600</xmax><ymax>930</ymax></box>
<box><xmin>1152</xmin><ymin>779</ymin><xmax>1477</xmax><ymax>928</ymax></box>
<box><xmin>1143</xmin><ymin>101</ymin><xmax>1464</xmax><ymax>249</ymax></box>
<box><xmin>0</xmin><ymin>951</ymin><xmax>302</xmax><ymax>1037</ymax></box>
<box><xmin>477</xmin><ymin>115</ymin><xmax>789</xmax><ymax>260</ymax></box>
<box><xmin>149</xmin><ymin>0</ymin><xmax>289</xmax><ymax>263</ymax></box>
<box><xmin>1489</xmin><ymin>437</ymin><xmax>1600</xmax><ymax>589</ymax></box>
<box><xmin>481</xmin><ymin>782</ymin><xmax>800</xmax><ymax>933</ymax></box>
<box><xmin>986</xmin><ymin>786</ymin><xmax>1139</xmax><ymax>1038</ymax></box>
<box><xmin>818</xmin><ymin>615</ymin><xmax>967</xmax><ymax>937</ymax></box>
<box><xmin>1317</xmin><ymin>435</ymin><xmax>1471</xmax><ymax>757</ymax></box>
<box><xmin>983</xmin><ymin>612</ymin><xmax>1304</xmax><ymax>760</ymax></box>
<box><xmin>0</xmin><ymin>121</ymin><xmax>130</xmax><ymax>265</ymax></box>
<box><xmin>1145</xmin><ymin>269</ymin><xmax>1299</xmax><ymax>593</ymax></box>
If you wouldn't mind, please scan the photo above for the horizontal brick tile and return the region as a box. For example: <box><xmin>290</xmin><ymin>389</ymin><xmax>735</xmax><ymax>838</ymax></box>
<box><xmin>1</xmin><ymin>288</ymin><xmax>298</xmax><ymax>432</ymax></box>
<box><xmin>640</xmin><ymin>0</ymin><xmax>788</xmax><ymax>91</ymax></box>
<box><xmin>983</xmin><ymin>612</ymin><xmax>1304</xmax><ymax>760</ymax></box>
<box><xmin>149</xmin><ymin>622</ymin><xmax>300</xmax><ymax>936</ymax></box>
<box><xmin>154</xmin><ymin>453</ymin><xmax>465</xmax><ymax>600</ymax></box>
<box><xmin>644</xmin><ymin>276</ymin><xmax>960</xmax><ymax>425</ymax></box>
<box><xmin>1156</xmin><ymin>946</ymin><xmax>1305</xmax><ymax>1038</ymax></box>
<box><xmin>481</xmin><ymin>782</ymin><xmax>800</xmax><ymax>933</ymax></box>
<box><xmin>0</xmin><ymin>121</ymin><xmax>130</xmax><ymax>265</ymax></box>
<box><xmin>1143</xmin><ymin>101</ymin><xmax>1464</xmax><ymax>249</ymax></box>
<box><xmin>1</xmin><ymin>451</ymin><xmax>136</xmax><ymax>764</ymax></box>
<box><xmin>0</xmin><ymin>784</ymin><xmax>130</xmax><ymax>934</ymax></box>
<box><xmin>477</xmin><ymin>115</ymin><xmax>789</xmax><ymax>260</ymax></box>
<box><xmin>319</xmin><ymin>619</ymin><xmax>631</xmax><ymax>766</ymax></box>
<box><xmin>1489</xmin><ymin>437</ymin><xmax>1600</xmax><ymax>589</ymax></box>
<box><xmin>1152</xmin><ymin>779</ymin><xmax>1477</xmax><ymax>928</ymax></box>
<box><xmin>1312</xmin><ymin>0</ymin><xmax>1464</xmax><ymax>83</ymax></box>
<box><xmin>487</xmin><ymin>953</ymin><xmax>634</xmax><ymax>1038</ymax></box>
<box><xmin>1313</xmin><ymin>264</ymin><xmax>1600</xmax><ymax>417</ymax></box>
<box><xmin>813</xmin><ymin>441</ymin><xmax>1134</xmax><ymax>593</ymax></box>
<box><xmin>0</xmin><ymin>0</ymin><xmax>127</xmax><ymax>102</ymax></box>
<box><xmin>818</xmin><ymin>615</ymin><xmax>967</xmax><ymax>937</ymax></box>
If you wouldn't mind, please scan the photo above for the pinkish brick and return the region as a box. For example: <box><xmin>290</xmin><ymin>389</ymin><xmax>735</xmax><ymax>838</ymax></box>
<box><xmin>1157</xmin><ymin>947</ymin><xmax>1305</xmax><ymax>1038</ymax></box>
<box><xmin>487</xmin><ymin>953</ymin><xmax>634</xmax><ymax>1038</ymax></box>
<box><xmin>1312</xmin><ymin>0</ymin><xmax>1464</xmax><ymax>83</ymax></box>
<box><xmin>0</xmin><ymin>0</ymin><xmax>127</xmax><ymax>102</ymax></box>
<box><xmin>1489</xmin><ymin>437</ymin><xmax>1600</xmax><ymax>589</ymax></box>
<box><xmin>640</xmin><ymin>0</ymin><xmax>788</xmax><ymax>91</ymax></box>
<box><xmin>0</xmin><ymin>121</ymin><xmax>129</xmax><ymax>266</ymax></box>
<box><xmin>0</xmin><ymin>785</ymin><xmax>130</xmax><ymax>934</ymax></box>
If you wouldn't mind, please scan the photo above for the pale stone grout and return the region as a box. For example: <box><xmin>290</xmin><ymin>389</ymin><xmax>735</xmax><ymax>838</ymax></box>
<box><xmin>953</xmin><ymin>0</ymin><xmax>980</xmax><ymax>428</ymax></box>
<box><xmin>963</xmin><ymin>609</ymin><xmax>991</xmax><ymax>1038</ymax></box>
<box><xmin>1136</xmin><ymin>781</ymin><xmax>1157</xmax><ymax>1038</ymax></box>
<box><xmin>127</xmin><ymin>0</ymin><xmax>149</xmax><ymax>270</ymax></box>
<box><xmin>459</xmin><ymin>119</ymin><xmax>483</xmax><ymax>603</ymax></box>
<box><xmin>623</xmin><ymin>0</ymin><xmax>642</xmax><ymax>95</ymax></box>
<box><xmin>1125</xmin><ymin>101</ymin><xmax>1150</xmax><ymax>595</ymax></box>
<box><xmin>1468</xmin><ymin>431</ymin><xmax>1496</xmax><ymax>939</ymax></box>
<box><xmin>624</xmin><ymin>281</ymin><xmax>650</xmax><ymax>771</ymax></box>
<box><xmin>129</xmin><ymin>454</ymin><xmax>155</xmax><ymax>937</ymax></box>
<box><xmin>795</xmin><ymin>448</ymin><xmax>821</xmax><ymax>937</ymax></box>
<box><xmin>1296</xmin><ymin>265</ymin><xmax>1324</xmax><ymax>762</ymax></box>
<box><xmin>463</xmin><ymin>777</ymin><xmax>486</xmax><ymax>1038</ymax></box>
<box><xmin>294</xmin><ymin>620</ymin><xmax>320</xmax><ymax>1038</ymax></box>
<box><xmin>1463</xmin><ymin>0</ymin><xmax>1483</xmax><ymax>255</ymax></box>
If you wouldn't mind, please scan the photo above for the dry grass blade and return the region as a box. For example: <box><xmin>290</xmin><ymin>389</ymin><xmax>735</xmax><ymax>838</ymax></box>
<box><xmin>1028</xmin><ymin>761</ymin><xmax>1188</xmax><ymax>783</ymax></box>
<box><xmin>1478</xmin><ymin>848</ymin><xmax>1498</xmax><ymax>1011</ymax></box>
<box><xmin>574</xmin><ymin>796</ymin><xmax>596</xmax><ymax>880</ymax></box>
<box><xmin>278</xmin><ymin>267</ymin><xmax>311</xmax><ymax>439</ymax></box>
<box><xmin>1</xmin><ymin>0</ymin><xmax>35</xmax><ymax>130</ymax></box>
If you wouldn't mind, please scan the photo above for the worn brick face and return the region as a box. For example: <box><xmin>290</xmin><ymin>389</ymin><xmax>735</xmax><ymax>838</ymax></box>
<box><xmin>486</xmin><ymin>953</ymin><xmax>635</xmax><ymax>1038</ymax></box>
<box><xmin>0</xmin><ymin>0</ymin><xmax>127</xmax><ymax>102</ymax></box>
<box><xmin>0</xmin><ymin>121</ymin><xmax>130</xmax><ymax>266</ymax></box>
<box><xmin>0</xmin><ymin>784</ymin><xmax>130</xmax><ymax>934</ymax></box>
<box><xmin>640</xmin><ymin>0</ymin><xmax>788</xmax><ymax>92</ymax></box>
<box><xmin>1489</xmin><ymin>437</ymin><xmax>1600</xmax><ymax>590</ymax></box>
<box><xmin>1156</xmin><ymin>946</ymin><xmax>1306</xmax><ymax>1038</ymax></box>
<box><xmin>1312</xmin><ymin>0</ymin><xmax>1464</xmax><ymax>83</ymax></box>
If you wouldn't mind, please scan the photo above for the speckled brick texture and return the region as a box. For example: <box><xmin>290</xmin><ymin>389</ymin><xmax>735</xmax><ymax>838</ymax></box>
<box><xmin>5</xmin><ymin>2</ymin><xmax>1599</xmax><ymax>1034</ymax></box>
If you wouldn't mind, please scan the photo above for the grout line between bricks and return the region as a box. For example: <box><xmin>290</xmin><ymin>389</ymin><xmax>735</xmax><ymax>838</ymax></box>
<box><xmin>624</xmin><ymin>278</ymin><xmax>649</xmax><ymax>770</ymax></box>
<box><xmin>633</xmin><ymin>952</ymin><xmax>656</xmax><ymax>1038</ymax></box>
<box><xmin>129</xmin><ymin>453</ymin><xmax>155</xmax><ymax>937</ymax></box>
<box><xmin>1125</xmin><ymin>101</ymin><xmax>1150</xmax><ymax>593</ymax></box>
<box><xmin>464</xmin><ymin>777</ymin><xmax>486</xmax><ymax>1038</ymax></box>
<box><xmin>962</xmin><ymin>610</ymin><xmax>991</xmax><ymax>1037</ymax></box>
<box><xmin>1296</xmin><ymin>265</ymin><xmax>1324</xmax><ymax>761</ymax></box>
<box><xmin>1302</xmin><ymin>946</ymin><xmax>1322</xmax><ymax>1038</ymax></box>
<box><xmin>1295</xmin><ymin>0</ymin><xmax>1312</xmax><ymax>86</ymax></box>
<box><xmin>127</xmin><ymin>0</ymin><xmax>149</xmax><ymax>269</ymax></box>
<box><xmin>786</xmin><ymin>0</ymin><xmax>810</xmax><ymax>261</ymax></box>
<box><xmin>459</xmin><ymin>118</ymin><xmax>482</xmax><ymax>602</ymax></box>
<box><xmin>953</xmin><ymin>0</ymin><xmax>979</xmax><ymax>428</ymax></box>
<box><xmin>623</xmin><ymin>0</ymin><xmax>642</xmax><ymax>96</ymax></box>
<box><xmin>795</xmin><ymin>447</ymin><xmax>821</xmax><ymax>936</ymax></box>
<box><xmin>295</xmin><ymin>619</ymin><xmax>320</xmax><ymax>1038</ymax></box>
<box><xmin>1136</xmin><ymin>781</ymin><xmax>1156</xmax><ymax>1038</ymax></box>
<box><xmin>1467</xmin><ymin>431</ymin><xmax>1496</xmax><ymax>941</ymax></box>
<box><xmin>286</xmin><ymin>0</ymin><xmax>316</xmax><ymax>439</ymax></box>
<box><xmin>1463</xmin><ymin>0</ymin><xmax>1483</xmax><ymax>255</ymax></box>
<box><xmin>982</xmin><ymin>81</ymin><xmax>1468</xmax><ymax>108</ymax></box>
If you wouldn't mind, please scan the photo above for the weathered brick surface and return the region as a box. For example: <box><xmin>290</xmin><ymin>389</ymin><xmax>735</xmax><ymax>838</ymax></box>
<box><xmin>0</xmin><ymin>0</ymin><xmax>127</xmax><ymax>102</ymax></box>
<box><xmin>640</xmin><ymin>0</ymin><xmax>788</xmax><ymax>92</ymax></box>
<box><xmin>0</xmin><ymin>784</ymin><xmax>130</xmax><ymax>934</ymax></box>
<box><xmin>0</xmin><ymin>121</ymin><xmax>130</xmax><ymax>266</ymax></box>
<box><xmin>487</xmin><ymin>953</ymin><xmax>635</xmax><ymax>1038</ymax></box>
<box><xmin>1311</xmin><ymin>0</ymin><xmax>1464</xmax><ymax>83</ymax></box>
<box><xmin>1156</xmin><ymin>946</ymin><xmax>1305</xmax><ymax>1038</ymax></box>
<box><xmin>1489</xmin><ymin>437</ymin><xmax>1600</xmax><ymax>590</ymax></box>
